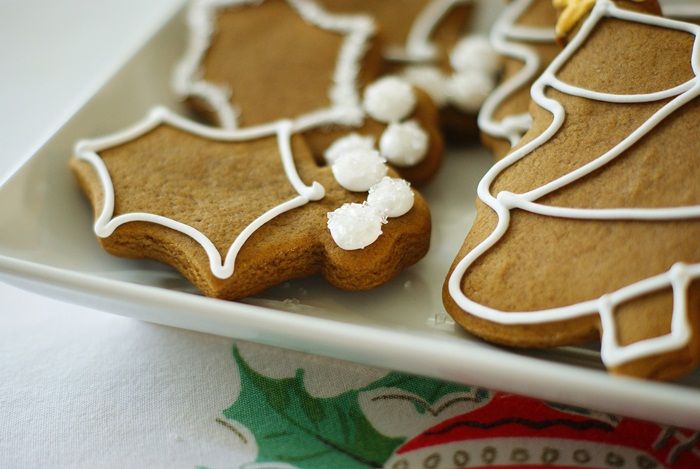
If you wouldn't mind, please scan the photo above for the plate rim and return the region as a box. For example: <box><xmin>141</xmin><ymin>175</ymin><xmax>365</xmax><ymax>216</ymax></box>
<box><xmin>1</xmin><ymin>253</ymin><xmax>699</xmax><ymax>430</ymax></box>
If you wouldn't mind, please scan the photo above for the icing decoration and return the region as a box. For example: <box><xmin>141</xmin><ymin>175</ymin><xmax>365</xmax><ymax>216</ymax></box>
<box><xmin>323</xmin><ymin>133</ymin><xmax>375</xmax><ymax>165</ymax></box>
<box><xmin>448</xmin><ymin>0</ymin><xmax>700</xmax><ymax>367</ymax></box>
<box><xmin>478</xmin><ymin>0</ymin><xmax>557</xmax><ymax>147</ymax></box>
<box><xmin>331</xmin><ymin>148</ymin><xmax>387</xmax><ymax>192</ymax></box>
<box><xmin>327</xmin><ymin>203</ymin><xmax>385</xmax><ymax>250</ymax></box>
<box><xmin>74</xmin><ymin>106</ymin><xmax>326</xmax><ymax>280</ymax></box>
<box><xmin>384</xmin><ymin>0</ymin><xmax>473</xmax><ymax>62</ymax></box>
<box><xmin>172</xmin><ymin>0</ymin><xmax>376</xmax><ymax>131</ymax></box>
<box><xmin>449</xmin><ymin>35</ymin><xmax>500</xmax><ymax>75</ymax></box>
<box><xmin>362</xmin><ymin>76</ymin><xmax>417</xmax><ymax>124</ymax></box>
<box><xmin>553</xmin><ymin>0</ymin><xmax>597</xmax><ymax>37</ymax></box>
<box><xmin>402</xmin><ymin>65</ymin><xmax>450</xmax><ymax>106</ymax></box>
<box><xmin>446</xmin><ymin>69</ymin><xmax>495</xmax><ymax>113</ymax></box>
<box><xmin>379</xmin><ymin>121</ymin><xmax>429</xmax><ymax>167</ymax></box>
<box><xmin>367</xmin><ymin>177</ymin><xmax>414</xmax><ymax>218</ymax></box>
<box><xmin>400</xmin><ymin>33</ymin><xmax>500</xmax><ymax>113</ymax></box>
<box><xmin>372</xmin><ymin>0</ymin><xmax>499</xmax><ymax>114</ymax></box>
<box><xmin>323</xmin><ymin>133</ymin><xmax>417</xmax><ymax>250</ymax></box>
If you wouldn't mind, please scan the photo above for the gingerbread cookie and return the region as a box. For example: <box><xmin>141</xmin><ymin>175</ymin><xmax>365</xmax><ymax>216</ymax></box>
<box><xmin>172</xmin><ymin>0</ymin><xmax>444</xmax><ymax>185</ymax></box>
<box><xmin>444</xmin><ymin>0</ymin><xmax>700</xmax><ymax>380</ymax></box>
<box><xmin>316</xmin><ymin>0</ymin><xmax>501</xmax><ymax>139</ymax></box>
<box><xmin>478</xmin><ymin>0</ymin><xmax>562</xmax><ymax>159</ymax></box>
<box><xmin>71</xmin><ymin>107</ymin><xmax>431</xmax><ymax>300</ymax></box>
<box><xmin>479</xmin><ymin>0</ymin><xmax>667</xmax><ymax>159</ymax></box>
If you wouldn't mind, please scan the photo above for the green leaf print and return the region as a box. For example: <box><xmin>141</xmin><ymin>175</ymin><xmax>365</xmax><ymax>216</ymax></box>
<box><xmin>224</xmin><ymin>347</ymin><xmax>401</xmax><ymax>468</ymax></box>
<box><xmin>374</xmin><ymin>372</ymin><xmax>489</xmax><ymax>415</ymax></box>
<box><xmin>221</xmin><ymin>346</ymin><xmax>489</xmax><ymax>468</ymax></box>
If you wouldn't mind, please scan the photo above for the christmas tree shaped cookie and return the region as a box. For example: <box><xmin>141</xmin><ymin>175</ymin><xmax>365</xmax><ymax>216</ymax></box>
<box><xmin>173</xmin><ymin>0</ymin><xmax>445</xmax><ymax>184</ymax></box>
<box><xmin>444</xmin><ymin>0</ymin><xmax>700</xmax><ymax>380</ymax></box>
<box><xmin>71</xmin><ymin>107</ymin><xmax>430</xmax><ymax>300</ymax></box>
<box><xmin>479</xmin><ymin>0</ymin><xmax>664</xmax><ymax>159</ymax></box>
<box><xmin>315</xmin><ymin>0</ymin><xmax>501</xmax><ymax>138</ymax></box>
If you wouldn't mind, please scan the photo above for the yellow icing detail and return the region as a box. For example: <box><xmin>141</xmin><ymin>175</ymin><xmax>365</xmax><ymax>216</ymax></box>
<box><xmin>554</xmin><ymin>0</ymin><xmax>597</xmax><ymax>37</ymax></box>
<box><xmin>554</xmin><ymin>0</ymin><xmax>646</xmax><ymax>37</ymax></box>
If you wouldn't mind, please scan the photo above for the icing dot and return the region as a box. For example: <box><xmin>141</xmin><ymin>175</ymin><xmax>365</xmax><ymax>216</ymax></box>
<box><xmin>447</xmin><ymin>70</ymin><xmax>495</xmax><ymax>113</ymax></box>
<box><xmin>367</xmin><ymin>177</ymin><xmax>414</xmax><ymax>218</ymax></box>
<box><xmin>324</xmin><ymin>133</ymin><xmax>375</xmax><ymax>165</ymax></box>
<box><xmin>327</xmin><ymin>203</ymin><xmax>386</xmax><ymax>250</ymax></box>
<box><xmin>331</xmin><ymin>149</ymin><xmax>387</xmax><ymax>192</ymax></box>
<box><xmin>450</xmin><ymin>35</ymin><xmax>501</xmax><ymax>75</ymax></box>
<box><xmin>402</xmin><ymin>66</ymin><xmax>449</xmax><ymax>107</ymax></box>
<box><xmin>379</xmin><ymin>120</ymin><xmax>429</xmax><ymax>167</ymax></box>
<box><xmin>363</xmin><ymin>76</ymin><xmax>416</xmax><ymax>123</ymax></box>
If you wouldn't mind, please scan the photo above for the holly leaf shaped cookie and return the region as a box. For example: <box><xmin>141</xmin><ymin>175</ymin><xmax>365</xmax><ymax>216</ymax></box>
<box><xmin>173</xmin><ymin>0</ymin><xmax>445</xmax><ymax>184</ymax></box>
<box><xmin>444</xmin><ymin>0</ymin><xmax>700</xmax><ymax>379</ymax></box>
<box><xmin>71</xmin><ymin>107</ymin><xmax>430</xmax><ymax>300</ymax></box>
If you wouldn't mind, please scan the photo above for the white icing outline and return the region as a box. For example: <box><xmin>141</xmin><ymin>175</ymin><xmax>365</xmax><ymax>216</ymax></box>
<box><xmin>384</xmin><ymin>0</ymin><xmax>472</xmax><ymax>62</ymax></box>
<box><xmin>478</xmin><ymin>0</ymin><xmax>557</xmax><ymax>147</ymax></box>
<box><xmin>479</xmin><ymin>0</ymin><xmax>700</xmax><ymax>149</ymax></box>
<box><xmin>75</xmin><ymin>106</ymin><xmax>325</xmax><ymax>280</ymax></box>
<box><xmin>448</xmin><ymin>1</ymin><xmax>700</xmax><ymax>367</ymax></box>
<box><xmin>172</xmin><ymin>0</ymin><xmax>376</xmax><ymax>130</ymax></box>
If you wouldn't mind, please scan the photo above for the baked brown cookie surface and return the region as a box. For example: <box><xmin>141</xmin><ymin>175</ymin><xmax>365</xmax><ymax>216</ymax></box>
<box><xmin>173</xmin><ymin>0</ymin><xmax>444</xmax><ymax>184</ymax></box>
<box><xmin>444</xmin><ymin>0</ymin><xmax>700</xmax><ymax>380</ymax></box>
<box><xmin>72</xmin><ymin>108</ymin><xmax>430</xmax><ymax>300</ymax></box>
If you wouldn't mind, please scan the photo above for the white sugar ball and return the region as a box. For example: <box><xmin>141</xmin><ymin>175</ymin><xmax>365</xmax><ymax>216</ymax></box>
<box><xmin>324</xmin><ymin>133</ymin><xmax>376</xmax><ymax>165</ymax></box>
<box><xmin>363</xmin><ymin>76</ymin><xmax>417</xmax><ymax>123</ymax></box>
<box><xmin>367</xmin><ymin>177</ymin><xmax>415</xmax><ymax>218</ymax></box>
<box><xmin>331</xmin><ymin>149</ymin><xmax>388</xmax><ymax>192</ymax></box>
<box><xmin>379</xmin><ymin>121</ymin><xmax>429</xmax><ymax>167</ymax></box>
<box><xmin>450</xmin><ymin>35</ymin><xmax>501</xmax><ymax>75</ymax></box>
<box><xmin>402</xmin><ymin>66</ymin><xmax>449</xmax><ymax>107</ymax></box>
<box><xmin>446</xmin><ymin>70</ymin><xmax>495</xmax><ymax>113</ymax></box>
<box><xmin>327</xmin><ymin>203</ymin><xmax>386</xmax><ymax>250</ymax></box>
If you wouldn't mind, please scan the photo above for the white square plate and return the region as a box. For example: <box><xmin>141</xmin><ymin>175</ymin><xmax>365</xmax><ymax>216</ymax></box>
<box><xmin>1</xmin><ymin>3</ymin><xmax>698</xmax><ymax>429</ymax></box>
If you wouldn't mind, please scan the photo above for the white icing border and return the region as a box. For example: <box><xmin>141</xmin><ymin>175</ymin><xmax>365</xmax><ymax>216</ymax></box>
<box><xmin>449</xmin><ymin>0</ymin><xmax>700</xmax><ymax>368</ymax></box>
<box><xmin>478</xmin><ymin>0</ymin><xmax>557</xmax><ymax>147</ymax></box>
<box><xmin>172</xmin><ymin>0</ymin><xmax>376</xmax><ymax>130</ymax></box>
<box><xmin>479</xmin><ymin>0</ymin><xmax>700</xmax><ymax>149</ymax></box>
<box><xmin>74</xmin><ymin>106</ymin><xmax>325</xmax><ymax>280</ymax></box>
<box><xmin>384</xmin><ymin>0</ymin><xmax>472</xmax><ymax>62</ymax></box>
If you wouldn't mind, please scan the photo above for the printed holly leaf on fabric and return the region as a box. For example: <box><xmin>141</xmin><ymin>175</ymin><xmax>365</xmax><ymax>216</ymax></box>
<box><xmin>223</xmin><ymin>347</ymin><xmax>402</xmax><ymax>468</ymax></box>
<box><xmin>221</xmin><ymin>347</ymin><xmax>490</xmax><ymax>468</ymax></box>
<box><xmin>358</xmin><ymin>372</ymin><xmax>490</xmax><ymax>440</ymax></box>
<box><xmin>376</xmin><ymin>372</ymin><xmax>490</xmax><ymax>412</ymax></box>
